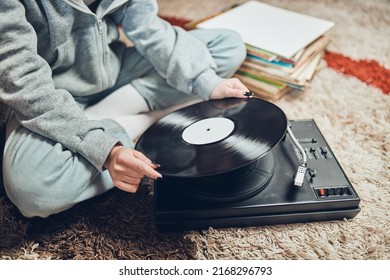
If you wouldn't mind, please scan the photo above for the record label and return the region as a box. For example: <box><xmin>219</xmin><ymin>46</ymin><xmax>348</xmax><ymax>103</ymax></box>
<box><xmin>136</xmin><ymin>98</ymin><xmax>287</xmax><ymax>177</ymax></box>
<box><xmin>182</xmin><ymin>117</ymin><xmax>235</xmax><ymax>145</ymax></box>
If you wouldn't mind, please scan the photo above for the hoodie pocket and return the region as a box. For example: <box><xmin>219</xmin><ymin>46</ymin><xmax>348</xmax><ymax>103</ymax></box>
<box><xmin>51</xmin><ymin>39</ymin><xmax>75</xmax><ymax>72</ymax></box>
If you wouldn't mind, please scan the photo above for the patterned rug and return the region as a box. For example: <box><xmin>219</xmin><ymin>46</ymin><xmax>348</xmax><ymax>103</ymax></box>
<box><xmin>1</xmin><ymin>0</ymin><xmax>389</xmax><ymax>260</ymax></box>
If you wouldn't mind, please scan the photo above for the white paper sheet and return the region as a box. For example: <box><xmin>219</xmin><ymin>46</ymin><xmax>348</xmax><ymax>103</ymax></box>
<box><xmin>197</xmin><ymin>1</ymin><xmax>335</xmax><ymax>58</ymax></box>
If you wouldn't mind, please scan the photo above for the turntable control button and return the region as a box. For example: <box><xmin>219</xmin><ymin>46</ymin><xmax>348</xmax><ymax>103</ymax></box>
<box><xmin>320</xmin><ymin>147</ymin><xmax>329</xmax><ymax>158</ymax></box>
<box><xmin>305</xmin><ymin>148</ymin><xmax>314</xmax><ymax>159</ymax></box>
<box><xmin>308</xmin><ymin>170</ymin><xmax>316</xmax><ymax>180</ymax></box>
<box><xmin>320</xmin><ymin>147</ymin><xmax>332</xmax><ymax>158</ymax></box>
<box><xmin>311</xmin><ymin>138</ymin><xmax>317</xmax><ymax>143</ymax></box>
<box><xmin>318</xmin><ymin>189</ymin><xmax>326</xmax><ymax>197</ymax></box>
<box><xmin>336</xmin><ymin>188</ymin><xmax>344</xmax><ymax>195</ymax></box>
<box><xmin>343</xmin><ymin>187</ymin><xmax>352</xmax><ymax>195</ymax></box>
<box><xmin>309</xmin><ymin>147</ymin><xmax>319</xmax><ymax>159</ymax></box>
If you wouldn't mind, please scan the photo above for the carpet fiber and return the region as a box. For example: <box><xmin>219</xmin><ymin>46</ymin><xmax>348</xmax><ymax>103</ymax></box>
<box><xmin>1</xmin><ymin>0</ymin><xmax>389</xmax><ymax>260</ymax></box>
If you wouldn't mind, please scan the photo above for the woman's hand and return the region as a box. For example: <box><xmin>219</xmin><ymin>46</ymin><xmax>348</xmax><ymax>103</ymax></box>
<box><xmin>104</xmin><ymin>145</ymin><xmax>162</xmax><ymax>193</ymax></box>
<box><xmin>210</xmin><ymin>78</ymin><xmax>250</xmax><ymax>100</ymax></box>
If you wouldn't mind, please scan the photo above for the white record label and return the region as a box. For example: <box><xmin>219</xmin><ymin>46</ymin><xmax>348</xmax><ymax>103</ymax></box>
<box><xmin>182</xmin><ymin>117</ymin><xmax>235</xmax><ymax>145</ymax></box>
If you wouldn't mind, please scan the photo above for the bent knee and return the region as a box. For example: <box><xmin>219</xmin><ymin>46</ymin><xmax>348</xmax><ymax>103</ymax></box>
<box><xmin>2</xmin><ymin>119</ymin><xmax>112</xmax><ymax>218</ymax></box>
<box><xmin>2</xmin><ymin>171</ymin><xmax>74</xmax><ymax>218</ymax></box>
<box><xmin>3</xmin><ymin>191</ymin><xmax>72</xmax><ymax>218</ymax></box>
<box><xmin>3</xmin><ymin>149</ymin><xmax>113</xmax><ymax>218</ymax></box>
<box><xmin>219</xmin><ymin>29</ymin><xmax>247</xmax><ymax>67</ymax></box>
<box><xmin>2</xmin><ymin>152</ymin><xmax>83</xmax><ymax>218</ymax></box>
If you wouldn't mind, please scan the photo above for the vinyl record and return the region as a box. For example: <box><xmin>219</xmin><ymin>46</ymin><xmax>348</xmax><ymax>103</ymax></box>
<box><xmin>135</xmin><ymin>98</ymin><xmax>287</xmax><ymax>177</ymax></box>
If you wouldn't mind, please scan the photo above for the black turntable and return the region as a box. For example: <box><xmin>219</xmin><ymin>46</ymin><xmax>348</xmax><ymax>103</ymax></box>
<box><xmin>136</xmin><ymin>98</ymin><xmax>360</xmax><ymax>232</ymax></box>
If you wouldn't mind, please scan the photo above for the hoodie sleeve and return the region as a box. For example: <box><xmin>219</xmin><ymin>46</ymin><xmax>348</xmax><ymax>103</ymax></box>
<box><xmin>121</xmin><ymin>0</ymin><xmax>222</xmax><ymax>100</ymax></box>
<box><xmin>0</xmin><ymin>0</ymin><xmax>119</xmax><ymax>170</ymax></box>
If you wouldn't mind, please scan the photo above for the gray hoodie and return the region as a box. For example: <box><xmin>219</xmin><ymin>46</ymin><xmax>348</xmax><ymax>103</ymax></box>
<box><xmin>0</xmin><ymin>0</ymin><xmax>221</xmax><ymax>170</ymax></box>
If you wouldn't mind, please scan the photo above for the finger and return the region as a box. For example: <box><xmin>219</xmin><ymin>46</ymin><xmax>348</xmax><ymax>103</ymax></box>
<box><xmin>133</xmin><ymin>150</ymin><xmax>161</xmax><ymax>169</ymax></box>
<box><xmin>131</xmin><ymin>157</ymin><xmax>163</xmax><ymax>179</ymax></box>
<box><xmin>115</xmin><ymin>180</ymin><xmax>140</xmax><ymax>193</ymax></box>
<box><xmin>227</xmin><ymin>77</ymin><xmax>245</xmax><ymax>87</ymax></box>
<box><xmin>231</xmin><ymin>78</ymin><xmax>250</xmax><ymax>91</ymax></box>
<box><xmin>111</xmin><ymin>163</ymin><xmax>145</xmax><ymax>179</ymax></box>
<box><xmin>125</xmin><ymin>176</ymin><xmax>142</xmax><ymax>185</ymax></box>
<box><xmin>228</xmin><ymin>88</ymin><xmax>251</xmax><ymax>98</ymax></box>
<box><xmin>133</xmin><ymin>150</ymin><xmax>152</xmax><ymax>162</ymax></box>
<box><xmin>116</xmin><ymin>158</ymin><xmax>159</xmax><ymax>179</ymax></box>
<box><xmin>132</xmin><ymin>150</ymin><xmax>161</xmax><ymax>168</ymax></box>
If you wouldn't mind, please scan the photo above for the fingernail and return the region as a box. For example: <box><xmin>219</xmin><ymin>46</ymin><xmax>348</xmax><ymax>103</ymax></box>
<box><xmin>151</xmin><ymin>161</ymin><xmax>161</xmax><ymax>168</ymax></box>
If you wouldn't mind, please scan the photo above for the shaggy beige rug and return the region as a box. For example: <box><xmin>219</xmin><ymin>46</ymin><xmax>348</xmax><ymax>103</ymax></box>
<box><xmin>0</xmin><ymin>0</ymin><xmax>389</xmax><ymax>260</ymax></box>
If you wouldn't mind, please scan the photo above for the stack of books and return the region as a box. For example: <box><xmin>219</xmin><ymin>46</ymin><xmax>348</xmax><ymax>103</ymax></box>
<box><xmin>190</xmin><ymin>1</ymin><xmax>335</xmax><ymax>101</ymax></box>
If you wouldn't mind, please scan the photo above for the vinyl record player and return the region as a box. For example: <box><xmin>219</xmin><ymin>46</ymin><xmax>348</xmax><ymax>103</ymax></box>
<box><xmin>136</xmin><ymin>99</ymin><xmax>361</xmax><ymax>232</ymax></box>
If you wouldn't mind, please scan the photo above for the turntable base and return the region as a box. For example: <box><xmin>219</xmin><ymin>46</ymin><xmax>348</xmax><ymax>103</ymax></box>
<box><xmin>153</xmin><ymin>119</ymin><xmax>360</xmax><ymax>232</ymax></box>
